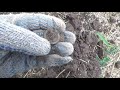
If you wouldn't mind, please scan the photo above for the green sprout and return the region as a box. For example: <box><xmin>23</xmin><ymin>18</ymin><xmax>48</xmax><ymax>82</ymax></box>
<box><xmin>96</xmin><ymin>32</ymin><xmax>120</xmax><ymax>66</ymax></box>
<box><xmin>96</xmin><ymin>55</ymin><xmax>110</xmax><ymax>66</ymax></box>
<box><xmin>96</xmin><ymin>32</ymin><xmax>111</xmax><ymax>47</ymax></box>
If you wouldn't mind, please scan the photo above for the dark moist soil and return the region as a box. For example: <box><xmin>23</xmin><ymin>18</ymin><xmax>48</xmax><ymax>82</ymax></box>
<box><xmin>16</xmin><ymin>12</ymin><xmax>103</xmax><ymax>78</ymax></box>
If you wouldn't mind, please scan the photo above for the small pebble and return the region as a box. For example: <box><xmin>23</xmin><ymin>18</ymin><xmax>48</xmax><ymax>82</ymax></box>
<box><xmin>109</xmin><ymin>16</ymin><xmax>116</xmax><ymax>23</ymax></box>
<box><xmin>104</xmin><ymin>72</ymin><xmax>110</xmax><ymax>78</ymax></box>
<box><xmin>108</xmin><ymin>39</ymin><xmax>115</xmax><ymax>44</ymax></box>
<box><xmin>115</xmin><ymin>61</ymin><xmax>120</xmax><ymax>69</ymax></box>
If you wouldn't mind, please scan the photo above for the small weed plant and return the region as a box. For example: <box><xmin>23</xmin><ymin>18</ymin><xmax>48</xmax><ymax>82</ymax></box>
<box><xmin>96</xmin><ymin>32</ymin><xmax>120</xmax><ymax>66</ymax></box>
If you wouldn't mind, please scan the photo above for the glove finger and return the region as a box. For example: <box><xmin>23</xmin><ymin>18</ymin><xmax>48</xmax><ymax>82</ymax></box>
<box><xmin>63</xmin><ymin>31</ymin><xmax>76</xmax><ymax>44</ymax></box>
<box><xmin>12</xmin><ymin>13</ymin><xmax>66</xmax><ymax>32</ymax></box>
<box><xmin>36</xmin><ymin>54</ymin><xmax>73</xmax><ymax>67</ymax></box>
<box><xmin>0</xmin><ymin>21</ymin><xmax>51</xmax><ymax>56</ymax></box>
<box><xmin>33</xmin><ymin>29</ymin><xmax>76</xmax><ymax>45</ymax></box>
<box><xmin>51</xmin><ymin>42</ymin><xmax>74</xmax><ymax>56</ymax></box>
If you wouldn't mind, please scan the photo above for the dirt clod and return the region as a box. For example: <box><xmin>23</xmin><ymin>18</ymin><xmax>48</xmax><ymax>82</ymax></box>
<box><xmin>115</xmin><ymin>61</ymin><xmax>120</xmax><ymax>69</ymax></box>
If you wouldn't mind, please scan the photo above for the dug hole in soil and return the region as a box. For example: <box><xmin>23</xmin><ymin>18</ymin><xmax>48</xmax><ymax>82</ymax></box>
<box><xmin>15</xmin><ymin>12</ymin><xmax>103</xmax><ymax>78</ymax></box>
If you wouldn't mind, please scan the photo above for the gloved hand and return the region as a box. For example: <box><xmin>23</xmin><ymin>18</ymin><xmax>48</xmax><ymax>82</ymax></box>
<box><xmin>0</xmin><ymin>13</ymin><xmax>76</xmax><ymax>78</ymax></box>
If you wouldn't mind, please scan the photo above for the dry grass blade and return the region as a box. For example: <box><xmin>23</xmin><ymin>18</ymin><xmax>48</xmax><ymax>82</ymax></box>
<box><xmin>110</xmin><ymin>53</ymin><xmax>120</xmax><ymax>76</ymax></box>
<box><xmin>23</xmin><ymin>69</ymin><xmax>32</xmax><ymax>78</ymax></box>
<box><xmin>56</xmin><ymin>69</ymin><xmax>66</xmax><ymax>78</ymax></box>
<box><xmin>79</xmin><ymin>59</ymin><xmax>88</xmax><ymax>63</ymax></box>
<box><xmin>65</xmin><ymin>71</ymin><xmax>71</xmax><ymax>78</ymax></box>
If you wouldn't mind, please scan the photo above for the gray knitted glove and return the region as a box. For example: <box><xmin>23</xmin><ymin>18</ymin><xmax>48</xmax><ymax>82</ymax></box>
<box><xmin>0</xmin><ymin>13</ymin><xmax>76</xmax><ymax>78</ymax></box>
